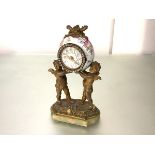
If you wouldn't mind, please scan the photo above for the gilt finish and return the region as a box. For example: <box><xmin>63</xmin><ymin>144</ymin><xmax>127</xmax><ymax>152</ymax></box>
<box><xmin>49</xmin><ymin>25</ymin><xmax>101</xmax><ymax>127</ymax></box>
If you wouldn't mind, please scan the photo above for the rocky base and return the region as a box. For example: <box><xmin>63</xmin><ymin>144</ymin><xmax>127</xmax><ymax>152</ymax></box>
<box><xmin>51</xmin><ymin>99</ymin><xmax>100</xmax><ymax>127</ymax></box>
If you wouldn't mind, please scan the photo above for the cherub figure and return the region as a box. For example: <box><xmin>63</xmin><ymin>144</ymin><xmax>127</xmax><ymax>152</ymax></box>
<box><xmin>48</xmin><ymin>60</ymin><xmax>71</xmax><ymax>102</ymax></box>
<box><xmin>79</xmin><ymin>61</ymin><xmax>101</xmax><ymax>104</ymax></box>
<box><xmin>65</xmin><ymin>25</ymin><xmax>88</xmax><ymax>39</ymax></box>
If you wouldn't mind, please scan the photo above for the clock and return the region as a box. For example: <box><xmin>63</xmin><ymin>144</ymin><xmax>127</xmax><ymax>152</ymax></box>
<box><xmin>50</xmin><ymin>25</ymin><xmax>101</xmax><ymax>127</ymax></box>
<box><xmin>58</xmin><ymin>36</ymin><xmax>94</xmax><ymax>72</ymax></box>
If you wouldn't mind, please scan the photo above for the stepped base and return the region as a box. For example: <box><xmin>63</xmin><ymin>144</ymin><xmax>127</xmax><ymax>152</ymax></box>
<box><xmin>51</xmin><ymin>99</ymin><xmax>100</xmax><ymax>127</ymax></box>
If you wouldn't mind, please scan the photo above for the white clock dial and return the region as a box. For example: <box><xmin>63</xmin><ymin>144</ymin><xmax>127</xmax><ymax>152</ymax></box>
<box><xmin>59</xmin><ymin>37</ymin><xmax>94</xmax><ymax>71</ymax></box>
<box><xmin>61</xmin><ymin>47</ymin><xmax>82</xmax><ymax>69</ymax></box>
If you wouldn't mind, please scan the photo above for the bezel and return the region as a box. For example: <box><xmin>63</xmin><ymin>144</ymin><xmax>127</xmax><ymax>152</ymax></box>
<box><xmin>58</xmin><ymin>43</ymin><xmax>86</xmax><ymax>72</ymax></box>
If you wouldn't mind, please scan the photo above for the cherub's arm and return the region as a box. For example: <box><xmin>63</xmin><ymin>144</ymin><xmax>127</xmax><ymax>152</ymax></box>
<box><xmin>78</xmin><ymin>71</ymin><xmax>86</xmax><ymax>78</ymax></box>
<box><xmin>48</xmin><ymin>68</ymin><xmax>70</xmax><ymax>76</ymax></box>
<box><xmin>78</xmin><ymin>71</ymin><xmax>97</xmax><ymax>79</ymax></box>
<box><xmin>57</xmin><ymin>70</ymin><xmax>69</xmax><ymax>76</ymax></box>
<box><xmin>94</xmin><ymin>75</ymin><xmax>101</xmax><ymax>80</ymax></box>
<box><xmin>48</xmin><ymin>68</ymin><xmax>56</xmax><ymax>75</ymax></box>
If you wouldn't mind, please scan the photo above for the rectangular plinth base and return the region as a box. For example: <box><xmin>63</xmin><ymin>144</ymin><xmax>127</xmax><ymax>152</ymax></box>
<box><xmin>52</xmin><ymin>113</ymin><xmax>100</xmax><ymax>127</ymax></box>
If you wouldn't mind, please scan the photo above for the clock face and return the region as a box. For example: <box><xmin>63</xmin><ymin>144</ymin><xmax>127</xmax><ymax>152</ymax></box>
<box><xmin>58</xmin><ymin>43</ymin><xmax>86</xmax><ymax>72</ymax></box>
<box><xmin>61</xmin><ymin>47</ymin><xmax>82</xmax><ymax>69</ymax></box>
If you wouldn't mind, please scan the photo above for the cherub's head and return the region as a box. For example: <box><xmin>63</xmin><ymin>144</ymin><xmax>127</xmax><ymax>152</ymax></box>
<box><xmin>89</xmin><ymin>61</ymin><xmax>101</xmax><ymax>73</ymax></box>
<box><xmin>53</xmin><ymin>60</ymin><xmax>62</xmax><ymax>70</ymax></box>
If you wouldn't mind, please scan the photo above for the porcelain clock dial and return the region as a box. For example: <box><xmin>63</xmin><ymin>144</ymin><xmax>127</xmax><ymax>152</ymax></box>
<box><xmin>61</xmin><ymin>47</ymin><xmax>83</xmax><ymax>69</ymax></box>
<box><xmin>58</xmin><ymin>43</ymin><xmax>86</xmax><ymax>72</ymax></box>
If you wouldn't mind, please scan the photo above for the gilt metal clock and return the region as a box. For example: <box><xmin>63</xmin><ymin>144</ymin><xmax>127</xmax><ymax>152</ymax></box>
<box><xmin>48</xmin><ymin>25</ymin><xmax>101</xmax><ymax>127</ymax></box>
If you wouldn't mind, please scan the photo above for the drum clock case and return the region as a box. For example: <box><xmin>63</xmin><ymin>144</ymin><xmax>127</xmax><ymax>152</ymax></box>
<box><xmin>57</xmin><ymin>25</ymin><xmax>94</xmax><ymax>72</ymax></box>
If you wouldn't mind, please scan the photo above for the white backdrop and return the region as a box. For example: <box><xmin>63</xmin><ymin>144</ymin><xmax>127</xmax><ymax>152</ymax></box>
<box><xmin>0</xmin><ymin>0</ymin><xmax>155</xmax><ymax>55</ymax></box>
<box><xmin>0</xmin><ymin>0</ymin><xmax>113</xmax><ymax>55</ymax></box>
<box><xmin>112</xmin><ymin>19</ymin><xmax>155</xmax><ymax>54</ymax></box>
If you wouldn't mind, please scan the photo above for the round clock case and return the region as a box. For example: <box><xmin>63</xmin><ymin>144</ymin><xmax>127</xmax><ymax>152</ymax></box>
<box><xmin>58</xmin><ymin>36</ymin><xmax>94</xmax><ymax>72</ymax></box>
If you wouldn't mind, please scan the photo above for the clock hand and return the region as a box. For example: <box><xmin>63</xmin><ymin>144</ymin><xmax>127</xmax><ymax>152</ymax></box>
<box><xmin>69</xmin><ymin>56</ymin><xmax>80</xmax><ymax>65</ymax></box>
<box><xmin>74</xmin><ymin>61</ymin><xmax>80</xmax><ymax>66</ymax></box>
<box><xmin>77</xmin><ymin>57</ymin><xmax>82</xmax><ymax>61</ymax></box>
<box><xmin>63</xmin><ymin>54</ymin><xmax>80</xmax><ymax>66</ymax></box>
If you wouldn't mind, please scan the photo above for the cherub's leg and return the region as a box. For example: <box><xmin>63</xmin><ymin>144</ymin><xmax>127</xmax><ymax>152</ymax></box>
<box><xmin>86</xmin><ymin>88</ymin><xmax>93</xmax><ymax>104</ymax></box>
<box><xmin>63</xmin><ymin>87</ymin><xmax>71</xmax><ymax>101</ymax></box>
<box><xmin>82</xmin><ymin>90</ymin><xmax>86</xmax><ymax>103</ymax></box>
<box><xmin>56</xmin><ymin>87</ymin><xmax>62</xmax><ymax>102</ymax></box>
<box><xmin>87</xmin><ymin>92</ymin><xmax>93</xmax><ymax>104</ymax></box>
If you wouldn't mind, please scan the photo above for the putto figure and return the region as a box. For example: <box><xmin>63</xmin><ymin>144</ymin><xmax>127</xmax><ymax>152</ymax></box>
<box><xmin>48</xmin><ymin>60</ymin><xmax>71</xmax><ymax>102</ymax></box>
<box><xmin>79</xmin><ymin>61</ymin><xmax>101</xmax><ymax>104</ymax></box>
